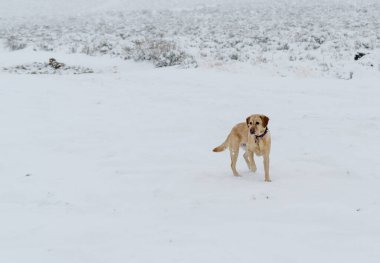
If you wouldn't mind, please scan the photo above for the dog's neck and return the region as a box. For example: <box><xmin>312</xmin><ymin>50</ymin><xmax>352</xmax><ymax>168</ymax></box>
<box><xmin>255</xmin><ymin>127</ymin><xmax>268</xmax><ymax>141</ymax></box>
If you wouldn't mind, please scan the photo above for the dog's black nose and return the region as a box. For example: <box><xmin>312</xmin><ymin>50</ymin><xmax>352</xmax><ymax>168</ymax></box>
<box><xmin>250</xmin><ymin>129</ymin><xmax>255</xmax><ymax>134</ymax></box>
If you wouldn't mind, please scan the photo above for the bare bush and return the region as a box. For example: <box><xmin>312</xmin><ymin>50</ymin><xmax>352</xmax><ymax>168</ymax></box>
<box><xmin>2</xmin><ymin>58</ymin><xmax>94</xmax><ymax>74</ymax></box>
<box><xmin>5</xmin><ymin>36</ymin><xmax>27</xmax><ymax>51</ymax></box>
<box><xmin>124</xmin><ymin>39</ymin><xmax>197</xmax><ymax>68</ymax></box>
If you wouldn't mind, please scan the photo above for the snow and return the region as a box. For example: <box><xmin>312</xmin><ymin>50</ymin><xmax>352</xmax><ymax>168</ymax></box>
<box><xmin>1</xmin><ymin>0</ymin><xmax>379</xmax><ymax>78</ymax></box>
<box><xmin>1</xmin><ymin>47</ymin><xmax>380</xmax><ymax>262</ymax></box>
<box><xmin>1</xmin><ymin>0</ymin><xmax>380</xmax><ymax>262</ymax></box>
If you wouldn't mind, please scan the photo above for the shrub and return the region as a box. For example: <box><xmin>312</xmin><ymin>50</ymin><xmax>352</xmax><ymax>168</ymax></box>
<box><xmin>124</xmin><ymin>39</ymin><xmax>197</xmax><ymax>68</ymax></box>
<box><xmin>5</xmin><ymin>36</ymin><xmax>27</xmax><ymax>51</ymax></box>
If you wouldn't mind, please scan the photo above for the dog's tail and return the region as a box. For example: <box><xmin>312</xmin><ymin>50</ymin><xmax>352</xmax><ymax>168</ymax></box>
<box><xmin>213</xmin><ymin>135</ymin><xmax>229</xmax><ymax>152</ymax></box>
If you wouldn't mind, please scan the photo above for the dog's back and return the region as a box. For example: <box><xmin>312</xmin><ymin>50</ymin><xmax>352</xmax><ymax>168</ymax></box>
<box><xmin>213</xmin><ymin>122</ymin><xmax>248</xmax><ymax>152</ymax></box>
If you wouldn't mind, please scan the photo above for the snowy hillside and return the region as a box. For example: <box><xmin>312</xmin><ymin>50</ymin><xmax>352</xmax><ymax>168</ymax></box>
<box><xmin>1</xmin><ymin>1</ymin><xmax>380</xmax><ymax>262</ymax></box>
<box><xmin>1</xmin><ymin>0</ymin><xmax>380</xmax><ymax>78</ymax></box>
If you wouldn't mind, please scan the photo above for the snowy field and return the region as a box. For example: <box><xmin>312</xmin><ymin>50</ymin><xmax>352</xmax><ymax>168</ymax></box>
<box><xmin>1</xmin><ymin>0</ymin><xmax>380</xmax><ymax>78</ymax></box>
<box><xmin>1</xmin><ymin>48</ymin><xmax>380</xmax><ymax>263</ymax></box>
<box><xmin>1</xmin><ymin>0</ymin><xmax>380</xmax><ymax>262</ymax></box>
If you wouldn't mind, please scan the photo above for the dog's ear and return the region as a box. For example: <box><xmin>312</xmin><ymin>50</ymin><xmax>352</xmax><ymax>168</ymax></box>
<box><xmin>260</xmin><ymin>115</ymin><xmax>269</xmax><ymax>127</ymax></box>
<box><xmin>246</xmin><ymin>116</ymin><xmax>250</xmax><ymax>126</ymax></box>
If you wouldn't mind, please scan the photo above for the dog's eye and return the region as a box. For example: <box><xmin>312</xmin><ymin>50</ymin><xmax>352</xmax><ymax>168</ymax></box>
<box><xmin>249</xmin><ymin>122</ymin><xmax>252</xmax><ymax>125</ymax></box>
<box><xmin>256</xmin><ymin>122</ymin><xmax>260</xmax><ymax>125</ymax></box>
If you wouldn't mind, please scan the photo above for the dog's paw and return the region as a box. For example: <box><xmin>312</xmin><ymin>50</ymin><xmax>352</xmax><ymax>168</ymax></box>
<box><xmin>264</xmin><ymin>178</ymin><xmax>272</xmax><ymax>182</ymax></box>
<box><xmin>250</xmin><ymin>166</ymin><xmax>257</xmax><ymax>173</ymax></box>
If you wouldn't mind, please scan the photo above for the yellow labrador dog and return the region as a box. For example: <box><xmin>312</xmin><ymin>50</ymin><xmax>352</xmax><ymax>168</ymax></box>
<box><xmin>213</xmin><ymin>114</ymin><xmax>271</xmax><ymax>181</ymax></box>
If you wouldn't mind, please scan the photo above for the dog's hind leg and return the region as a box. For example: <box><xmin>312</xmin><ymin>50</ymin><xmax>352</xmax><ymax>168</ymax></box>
<box><xmin>244</xmin><ymin>150</ymin><xmax>257</xmax><ymax>172</ymax></box>
<box><xmin>243</xmin><ymin>151</ymin><xmax>251</xmax><ymax>170</ymax></box>
<box><xmin>229</xmin><ymin>144</ymin><xmax>240</xmax><ymax>176</ymax></box>
<box><xmin>250</xmin><ymin>151</ymin><xmax>257</xmax><ymax>172</ymax></box>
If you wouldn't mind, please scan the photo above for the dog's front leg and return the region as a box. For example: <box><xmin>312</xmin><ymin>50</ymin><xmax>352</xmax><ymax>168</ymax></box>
<box><xmin>263</xmin><ymin>154</ymin><xmax>271</xmax><ymax>182</ymax></box>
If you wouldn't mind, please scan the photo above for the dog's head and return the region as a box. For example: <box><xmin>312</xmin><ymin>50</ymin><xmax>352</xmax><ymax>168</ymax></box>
<box><xmin>246</xmin><ymin>114</ymin><xmax>269</xmax><ymax>136</ymax></box>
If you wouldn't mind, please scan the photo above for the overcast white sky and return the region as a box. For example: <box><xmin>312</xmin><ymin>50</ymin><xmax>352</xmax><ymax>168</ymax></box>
<box><xmin>0</xmin><ymin>0</ymin><xmax>372</xmax><ymax>18</ymax></box>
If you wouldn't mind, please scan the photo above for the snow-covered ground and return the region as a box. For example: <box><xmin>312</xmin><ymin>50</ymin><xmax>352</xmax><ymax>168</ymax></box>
<box><xmin>1</xmin><ymin>0</ymin><xmax>379</xmax><ymax>78</ymax></box>
<box><xmin>1</xmin><ymin>47</ymin><xmax>380</xmax><ymax>262</ymax></box>
<box><xmin>1</xmin><ymin>0</ymin><xmax>380</xmax><ymax>262</ymax></box>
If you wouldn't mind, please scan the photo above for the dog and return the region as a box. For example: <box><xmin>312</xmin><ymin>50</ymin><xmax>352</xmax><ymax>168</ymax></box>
<box><xmin>213</xmin><ymin>114</ymin><xmax>271</xmax><ymax>181</ymax></box>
